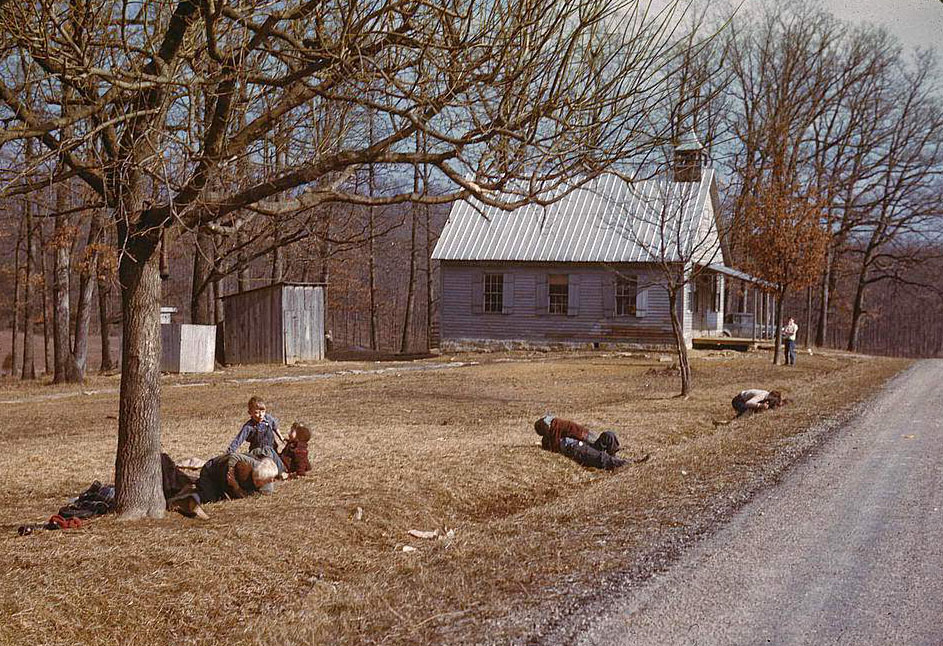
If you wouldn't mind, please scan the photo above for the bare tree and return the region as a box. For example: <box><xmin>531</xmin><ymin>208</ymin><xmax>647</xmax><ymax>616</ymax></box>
<box><xmin>607</xmin><ymin>141</ymin><xmax>727</xmax><ymax>396</ymax></box>
<box><xmin>841</xmin><ymin>53</ymin><xmax>943</xmax><ymax>351</ymax></box>
<box><xmin>721</xmin><ymin>3</ymin><xmax>943</xmax><ymax>355</ymax></box>
<box><xmin>0</xmin><ymin>0</ymin><xmax>695</xmax><ymax>519</ymax></box>
<box><xmin>10</xmin><ymin>216</ymin><xmax>22</xmax><ymax>376</ymax></box>
<box><xmin>21</xmin><ymin>186</ymin><xmax>36</xmax><ymax>380</ymax></box>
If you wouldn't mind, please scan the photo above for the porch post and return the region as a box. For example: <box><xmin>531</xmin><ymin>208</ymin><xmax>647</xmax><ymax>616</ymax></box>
<box><xmin>751</xmin><ymin>287</ymin><xmax>757</xmax><ymax>341</ymax></box>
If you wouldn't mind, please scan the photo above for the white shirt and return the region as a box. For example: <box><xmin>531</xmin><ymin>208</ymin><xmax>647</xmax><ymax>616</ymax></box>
<box><xmin>783</xmin><ymin>321</ymin><xmax>798</xmax><ymax>341</ymax></box>
<box><xmin>739</xmin><ymin>389</ymin><xmax>770</xmax><ymax>409</ymax></box>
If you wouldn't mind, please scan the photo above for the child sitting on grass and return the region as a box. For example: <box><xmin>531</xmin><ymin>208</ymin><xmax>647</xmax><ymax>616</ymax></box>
<box><xmin>227</xmin><ymin>395</ymin><xmax>286</xmax><ymax>473</ymax></box>
<box><xmin>279</xmin><ymin>422</ymin><xmax>312</xmax><ymax>477</ymax></box>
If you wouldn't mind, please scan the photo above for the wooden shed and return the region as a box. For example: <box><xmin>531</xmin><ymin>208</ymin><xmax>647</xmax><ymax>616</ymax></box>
<box><xmin>221</xmin><ymin>282</ymin><xmax>326</xmax><ymax>365</ymax></box>
<box><xmin>161</xmin><ymin>323</ymin><xmax>217</xmax><ymax>373</ymax></box>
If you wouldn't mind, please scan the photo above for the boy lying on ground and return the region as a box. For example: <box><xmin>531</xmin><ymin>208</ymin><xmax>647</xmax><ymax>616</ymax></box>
<box><xmin>534</xmin><ymin>415</ymin><xmax>648</xmax><ymax>471</ymax></box>
<box><xmin>731</xmin><ymin>389</ymin><xmax>786</xmax><ymax>417</ymax></box>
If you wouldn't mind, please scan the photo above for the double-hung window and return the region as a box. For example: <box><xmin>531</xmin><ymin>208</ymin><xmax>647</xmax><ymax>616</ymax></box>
<box><xmin>548</xmin><ymin>274</ymin><xmax>568</xmax><ymax>314</ymax></box>
<box><xmin>484</xmin><ymin>273</ymin><xmax>504</xmax><ymax>313</ymax></box>
<box><xmin>615</xmin><ymin>276</ymin><xmax>638</xmax><ymax>316</ymax></box>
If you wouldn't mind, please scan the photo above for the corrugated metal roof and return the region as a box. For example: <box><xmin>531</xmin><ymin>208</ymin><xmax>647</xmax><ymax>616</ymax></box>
<box><xmin>432</xmin><ymin>170</ymin><xmax>718</xmax><ymax>263</ymax></box>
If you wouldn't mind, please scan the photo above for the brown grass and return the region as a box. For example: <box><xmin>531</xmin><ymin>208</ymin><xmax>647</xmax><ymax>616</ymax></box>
<box><xmin>0</xmin><ymin>349</ymin><xmax>909</xmax><ymax>646</ymax></box>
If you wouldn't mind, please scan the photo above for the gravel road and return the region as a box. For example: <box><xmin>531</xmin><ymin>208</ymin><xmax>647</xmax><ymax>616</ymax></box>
<box><xmin>576</xmin><ymin>359</ymin><xmax>943</xmax><ymax>646</ymax></box>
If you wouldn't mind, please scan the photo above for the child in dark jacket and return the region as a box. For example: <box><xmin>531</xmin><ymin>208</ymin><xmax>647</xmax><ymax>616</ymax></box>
<box><xmin>279</xmin><ymin>422</ymin><xmax>312</xmax><ymax>477</ymax></box>
<box><xmin>534</xmin><ymin>414</ymin><xmax>627</xmax><ymax>470</ymax></box>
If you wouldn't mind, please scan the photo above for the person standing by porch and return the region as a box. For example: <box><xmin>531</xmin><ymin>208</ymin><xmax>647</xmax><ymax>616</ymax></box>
<box><xmin>783</xmin><ymin>317</ymin><xmax>799</xmax><ymax>365</ymax></box>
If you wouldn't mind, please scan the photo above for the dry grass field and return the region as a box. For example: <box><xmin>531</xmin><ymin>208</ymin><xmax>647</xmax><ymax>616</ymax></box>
<box><xmin>0</xmin><ymin>349</ymin><xmax>910</xmax><ymax>646</ymax></box>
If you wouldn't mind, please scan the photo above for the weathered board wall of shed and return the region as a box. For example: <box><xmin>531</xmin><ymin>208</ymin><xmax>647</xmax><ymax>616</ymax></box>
<box><xmin>439</xmin><ymin>262</ymin><xmax>723</xmax><ymax>347</ymax></box>
<box><xmin>161</xmin><ymin>324</ymin><xmax>216</xmax><ymax>373</ymax></box>
<box><xmin>281</xmin><ymin>283</ymin><xmax>326</xmax><ymax>363</ymax></box>
<box><xmin>223</xmin><ymin>284</ymin><xmax>284</xmax><ymax>364</ymax></box>
<box><xmin>222</xmin><ymin>283</ymin><xmax>325</xmax><ymax>365</ymax></box>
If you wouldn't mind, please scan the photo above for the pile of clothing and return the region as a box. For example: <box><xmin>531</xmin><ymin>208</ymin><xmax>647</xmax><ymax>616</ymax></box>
<box><xmin>16</xmin><ymin>481</ymin><xmax>116</xmax><ymax>536</ymax></box>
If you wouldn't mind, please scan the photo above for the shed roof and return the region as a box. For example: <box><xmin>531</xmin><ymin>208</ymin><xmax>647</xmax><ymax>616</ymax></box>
<box><xmin>220</xmin><ymin>281</ymin><xmax>327</xmax><ymax>302</ymax></box>
<box><xmin>432</xmin><ymin>170</ymin><xmax>723</xmax><ymax>264</ymax></box>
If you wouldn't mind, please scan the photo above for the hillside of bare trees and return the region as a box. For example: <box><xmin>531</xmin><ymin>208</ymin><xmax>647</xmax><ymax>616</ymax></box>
<box><xmin>3</xmin><ymin>2</ymin><xmax>942</xmax><ymax>382</ymax></box>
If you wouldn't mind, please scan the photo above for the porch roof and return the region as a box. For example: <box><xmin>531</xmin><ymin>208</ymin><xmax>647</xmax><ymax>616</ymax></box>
<box><xmin>706</xmin><ymin>264</ymin><xmax>772</xmax><ymax>288</ymax></box>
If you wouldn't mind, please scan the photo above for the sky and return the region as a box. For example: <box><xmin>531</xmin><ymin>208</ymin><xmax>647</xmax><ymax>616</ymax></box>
<box><xmin>823</xmin><ymin>0</ymin><xmax>943</xmax><ymax>52</ymax></box>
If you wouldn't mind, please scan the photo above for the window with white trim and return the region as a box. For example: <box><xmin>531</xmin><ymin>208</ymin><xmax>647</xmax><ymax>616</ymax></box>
<box><xmin>484</xmin><ymin>273</ymin><xmax>503</xmax><ymax>313</ymax></box>
<box><xmin>548</xmin><ymin>274</ymin><xmax>568</xmax><ymax>314</ymax></box>
<box><xmin>615</xmin><ymin>276</ymin><xmax>638</xmax><ymax>316</ymax></box>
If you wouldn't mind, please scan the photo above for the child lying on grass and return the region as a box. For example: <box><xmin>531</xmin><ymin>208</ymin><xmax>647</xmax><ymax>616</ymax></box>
<box><xmin>534</xmin><ymin>415</ymin><xmax>648</xmax><ymax>471</ymax></box>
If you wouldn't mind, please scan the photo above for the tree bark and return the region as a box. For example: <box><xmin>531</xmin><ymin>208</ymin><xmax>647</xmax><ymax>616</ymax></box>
<box><xmin>98</xmin><ymin>271</ymin><xmax>116</xmax><ymax>373</ymax></box>
<box><xmin>52</xmin><ymin>186</ymin><xmax>82</xmax><ymax>383</ymax></box>
<box><xmin>270</xmin><ymin>237</ymin><xmax>283</xmax><ymax>284</ymax></box>
<box><xmin>668</xmin><ymin>286</ymin><xmax>691</xmax><ymax>396</ymax></box>
<box><xmin>37</xmin><ymin>223</ymin><xmax>53</xmax><ymax>374</ymax></box>
<box><xmin>368</xmin><ymin>208</ymin><xmax>378</xmax><ymax>351</ymax></box>
<box><xmin>11</xmin><ymin>219</ymin><xmax>22</xmax><ymax>377</ymax></box>
<box><xmin>159</xmin><ymin>229</ymin><xmax>170</xmax><ymax>281</ymax></box>
<box><xmin>815</xmin><ymin>246</ymin><xmax>833</xmax><ymax>347</ymax></box>
<box><xmin>847</xmin><ymin>269</ymin><xmax>867</xmax><ymax>352</ymax></box>
<box><xmin>773</xmin><ymin>288</ymin><xmax>786</xmax><ymax>364</ymax></box>
<box><xmin>804</xmin><ymin>286</ymin><xmax>813</xmax><ymax>348</ymax></box>
<box><xmin>400</xmin><ymin>209</ymin><xmax>417</xmax><ymax>354</ymax></box>
<box><xmin>114</xmin><ymin>233</ymin><xmax>165</xmax><ymax>520</ymax></box>
<box><xmin>73</xmin><ymin>218</ymin><xmax>104</xmax><ymax>376</ymax></box>
<box><xmin>424</xmin><ymin>203</ymin><xmax>434</xmax><ymax>351</ymax></box>
<box><xmin>237</xmin><ymin>228</ymin><xmax>250</xmax><ymax>293</ymax></box>
<box><xmin>21</xmin><ymin>197</ymin><xmax>36</xmax><ymax>381</ymax></box>
<box><xmin>190</xmin><ymin>227</ymin><xmax>215</xmax><ymax>324</ymax></box>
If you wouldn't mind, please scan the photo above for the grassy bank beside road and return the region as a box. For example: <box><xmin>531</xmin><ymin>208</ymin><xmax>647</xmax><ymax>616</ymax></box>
<box><xmin>0</xmin><ymin>350</ymin><xmax>909</xmax><ymax>646</ymax></box>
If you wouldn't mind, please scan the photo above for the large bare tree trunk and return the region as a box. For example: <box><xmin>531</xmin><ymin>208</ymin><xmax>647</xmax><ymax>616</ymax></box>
<box><xmin>98</xmin><ymin>271</ymin><xmax>116</xmax><ymax>373</ymax></box>
<box><xmin>114</xmin><ymin>233</ymin><xmax>165</xmax><ymax>520</ymax></box>
<box><xmin>21</xmin><ymin>197</ymin><xmax>36</xmax><ymax>380</ymax></box>
<box><xmin>847</xmin><ymin>270</ymin><xmax>867</xmax><ymax>352</ymax></box>
<box><xmin>73</xmin><ymin>218</ymin><xmax>103</xmax><ymax>376</ymax></box>
<box><xmin>52</xmin><ymin>185</ymin><xmax>82</xmax><ymax>383</ymax></box>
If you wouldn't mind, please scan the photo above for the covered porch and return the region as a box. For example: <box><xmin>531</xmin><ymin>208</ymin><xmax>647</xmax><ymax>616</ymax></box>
<box><xmin>696</xmin><ymin>265</ymin><xmax>778</xmax><ymax>348</ymax></box>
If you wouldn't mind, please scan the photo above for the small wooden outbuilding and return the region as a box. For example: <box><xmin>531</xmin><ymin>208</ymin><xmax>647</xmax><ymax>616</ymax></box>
<box><xmin>221</xmin><ymin>282</ymin><xmax>326</xmax><ymax>365</ymax></box>
<box><xmin>160</xmin><ymin>305</ymin><xmax>216</xmax><ymax>373</ymax></box>
<box><xmin>161</xmin><ymin>323</ymin><xmax>217</xmax><ymax>373</ymax></box>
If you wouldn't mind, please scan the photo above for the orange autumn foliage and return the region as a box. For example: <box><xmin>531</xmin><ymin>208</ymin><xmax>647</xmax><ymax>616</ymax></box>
<box><xmin>736</xmin><ymin>185</ymin><xmax>829</xmax><ymax>294</ymax></box>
